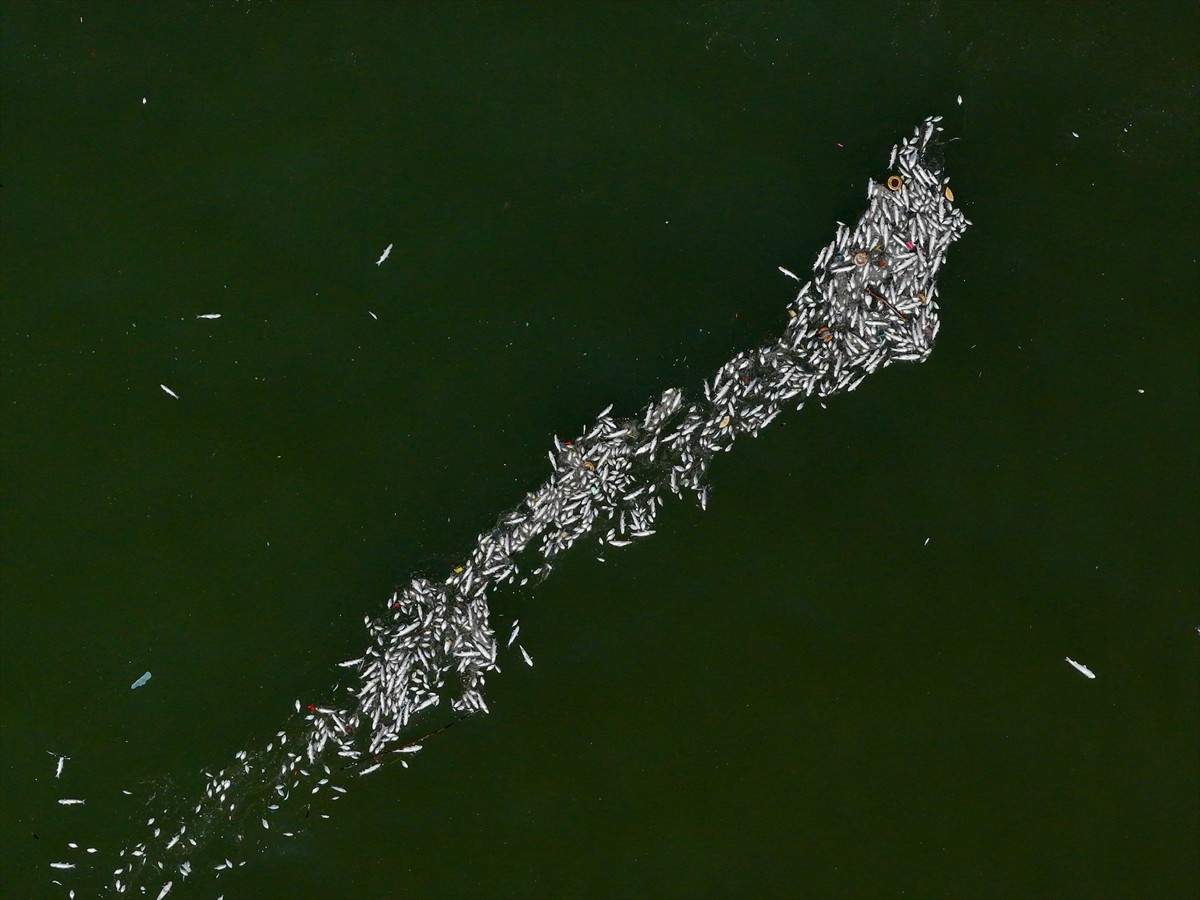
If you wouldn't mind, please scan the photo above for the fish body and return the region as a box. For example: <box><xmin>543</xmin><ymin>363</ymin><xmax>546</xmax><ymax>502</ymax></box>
<box><xmin>1065</xmin><ymin>657</ymin><xmax>1096</xmax><ymax>679</ymax></box>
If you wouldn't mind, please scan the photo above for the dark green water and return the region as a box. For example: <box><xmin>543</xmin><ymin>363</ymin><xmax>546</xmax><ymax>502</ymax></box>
<box><xmin>2</xmin><ymin>2</ymin><xmax>1196</xmax><ymax>898</ymax></box>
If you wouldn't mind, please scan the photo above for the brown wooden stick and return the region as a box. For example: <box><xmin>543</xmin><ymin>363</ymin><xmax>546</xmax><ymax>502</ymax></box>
<box><xmin>865</xmin><ymin>285</ymin><xmax>908</xmax><ymax>323</ymax></box>
<box><xmin>339</xmin><ymin>712</ymin><xmax>478</xmax><ymax>775</ymax></box>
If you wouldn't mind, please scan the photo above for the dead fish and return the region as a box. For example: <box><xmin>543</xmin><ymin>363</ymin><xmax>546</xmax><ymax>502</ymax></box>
<box><xmin>1065</xmin><ymin>657</ymin><xmax>1096</xmax><ymax>679</ymax></box>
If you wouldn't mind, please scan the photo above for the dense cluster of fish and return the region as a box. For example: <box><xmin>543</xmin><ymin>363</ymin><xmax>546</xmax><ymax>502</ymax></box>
<box><xmin>54</xmin><ymin>118</ymin><xmax>968</xmax><ymax>897</ymax></box>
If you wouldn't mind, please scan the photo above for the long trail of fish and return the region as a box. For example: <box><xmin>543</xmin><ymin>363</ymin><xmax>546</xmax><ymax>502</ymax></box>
<box><xmin>52</xmin><ymin>118</ymin><xmax>968</xmax><ymax>897</ymax></box>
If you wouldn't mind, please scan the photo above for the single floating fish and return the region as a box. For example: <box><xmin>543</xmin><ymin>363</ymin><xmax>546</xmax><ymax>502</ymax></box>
<box><xmin>159</xmin><ymin>384</ymin><xmax>179</xmax><ymax>400</ymax></box>
<box><xmin>778</xmin><ymin>266</ymin><xmax>799</xmax><ymax>281</ymax></box>
<box><xmin>47</xmin><ymin>750</ymin><xmax>68</xmax><ymax>779</ymax></box>
<box><xmin>1065</xmin><ymin>657</ymin><xmax>1096</xmax><ymax>679</ymax></box>
<box><xmin>376</xmin><ymin>243</ymin><xmax>393</xmax><ymax>266</ymax></box>
<box><xmin>57</xmin><ymin>798</ymin><xmax>85</xmax><ymax>806</ymax></box>
<box><xmin>131</xmin><ymin>671</ymin><xmax>152</xmax><ymax>690</ymax></box>
<box><xmin>195</xmin><ymin>313</ymin><xmax>221</xmax><ymax>319</ymax></box>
